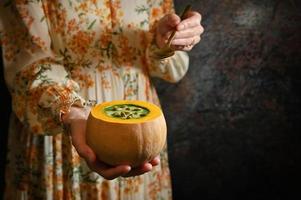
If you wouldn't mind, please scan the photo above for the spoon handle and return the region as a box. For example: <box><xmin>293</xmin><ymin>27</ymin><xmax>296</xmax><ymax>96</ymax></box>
<box><xmin>167</xmin><ymin>5</ymin><xmax>192</xmax><ymax>46</ymax></box>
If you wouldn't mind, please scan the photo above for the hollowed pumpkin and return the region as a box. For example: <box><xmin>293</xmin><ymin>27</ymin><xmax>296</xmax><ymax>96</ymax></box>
<box><xmin>86</xmin><ymin>100</ymin><xmax>167</xmax><ymax>167</ymax></box>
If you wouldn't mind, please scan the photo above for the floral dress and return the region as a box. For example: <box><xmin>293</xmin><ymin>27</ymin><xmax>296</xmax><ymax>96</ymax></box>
<box><xmin>0</xmin><ymin>0</ymin><xmax>189</xmax><ymax>199</ymax></box>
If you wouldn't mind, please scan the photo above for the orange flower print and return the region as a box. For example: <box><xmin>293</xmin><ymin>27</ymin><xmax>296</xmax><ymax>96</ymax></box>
<box><xmin>43</xmin><ymin>1</ymin><xmax>67</xmax><ymax>34</ymax></box>
<box><xmin>162</xmin><ymin>0</ymin><xmax>174</xmax><ymax>13</ymax></box>
<box><xmin>67</xmin><ymin>19</ymin><xmax>79</xmax><ymax>33</ymax></box>
<box><xmin>91</xmin><ymin>0</ymin><xmax>98</xmax><ymax>5</ymax></box>
<box><xmin>101</xmin><ymin>75</ymin><xmax>111</xmax><ymax>89</ymax></box>
<box><xmin>151</xmin><ymin>7</ymin><xmax>162</xmax><ymax>19</ymax></box>
<box><xmin>79</xmin><ymin>2</ymin><xmax>89</xmax><ymax>12</ymax></box>
<box><xmin>107</xmin><ymin>0</ymin><xmax>121</xmax><ymax>27</ymax></box>
<box><xmin>71</xmin><ymin>68</ymin><xmax>94</xmax><ymax>88</ymax></box>
<box><xmin>97</xmin><ymin>64</ymin><xmax>111</xmax><ymax>72</ymax></box>
<box><xmin>68</xmin><ymin>31</ymin><xmax>95</xmax><ymax>55</ymax></box>
<box><xmin>16</xmin><ymin>6</ymin><xmax>34</xmax><ymax>29</ymax></box>
<box><xmin>117</xmin><ymin>35</ymin><xmax>135</xmax><ymax>66</ymax></box>
<box><xmin>124</xmin><ymin>177</ymin><xmax>142</xmax><ymax>194</ymax></box>
<box><xmin>31</xmin><ymin>35</ymin><xmax>47</xmax><ymax>51</ymax></box>
<box><xmin>99</xmin><ymin>31</ymin><xmax>112</xmax><ymax>48</ymax></box>
<box><xmin>101</xmin><ymin>181</ymin><xmax>109</xmax><ymax>199</ymax></box>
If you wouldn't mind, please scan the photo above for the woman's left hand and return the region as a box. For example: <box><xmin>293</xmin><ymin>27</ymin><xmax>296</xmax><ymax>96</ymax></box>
<box><xmin>156</xmin><ymin>10</ymin><xmax>204</xmax><ymax>51</ymax></box>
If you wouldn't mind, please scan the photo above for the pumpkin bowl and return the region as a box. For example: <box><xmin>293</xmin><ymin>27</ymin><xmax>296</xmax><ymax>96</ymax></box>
<box><xmin>86</xmin><ymin>100</ymin><xmax>167</xmax><ymax>167</ymax></box>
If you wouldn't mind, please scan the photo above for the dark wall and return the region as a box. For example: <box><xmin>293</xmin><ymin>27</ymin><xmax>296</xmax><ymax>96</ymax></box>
<box><xmin>153</xmin><ymin>0</ymin><xmax>301</xmax><ymax>199</ymax></box>
<box><xmin>1</xmin><ymin>0</ymin><xmax>301</xmax><ymax>199</ymax></box>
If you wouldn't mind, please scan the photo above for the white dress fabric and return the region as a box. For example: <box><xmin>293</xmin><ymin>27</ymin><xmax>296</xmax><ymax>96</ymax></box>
<box><xmin>0</xmin><ymin>0</ymin><xmax>189</xmax><ymax>199</ymax></box>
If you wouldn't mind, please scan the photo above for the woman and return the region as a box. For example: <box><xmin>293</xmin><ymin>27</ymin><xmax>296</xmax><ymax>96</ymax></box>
<box><xmin>0</xmin><ymin>0</ymin><xmax>203</xmax><ymax>199</ymax></box>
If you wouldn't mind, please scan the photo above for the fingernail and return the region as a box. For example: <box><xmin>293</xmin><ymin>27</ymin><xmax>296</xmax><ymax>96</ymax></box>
<box><xmin>125</xmin><ymin>166</ymin><xmax>131</xmax><ymax>171</ymax></box>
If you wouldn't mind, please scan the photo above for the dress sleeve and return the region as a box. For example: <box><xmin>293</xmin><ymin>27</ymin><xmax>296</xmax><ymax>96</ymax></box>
<box><xmin>0</xmin><ymin>1</ymin><xmax>85</xmax><ymax>135</ymax></box>
<box><xmin>146</xmin><ymin>0</ymin><xmax>189</xmax><ymax>83</ymax></box>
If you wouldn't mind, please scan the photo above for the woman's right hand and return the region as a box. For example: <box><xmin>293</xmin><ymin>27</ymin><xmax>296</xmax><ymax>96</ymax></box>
<box><xmin>62</xmin><ymin>106</ymin><xmax>160</xmax><ymax>180</ymax></box>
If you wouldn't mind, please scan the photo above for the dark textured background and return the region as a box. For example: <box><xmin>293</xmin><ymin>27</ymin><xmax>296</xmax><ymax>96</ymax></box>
<box><xmin>154</xmin><ymin>0</ymin><xmax>301</xmax><ymax>199</ymax></box>
<box><xmin>1</xmin><ymin>0</ymin><xmax>301</xmax><ymax>199</ymax></box>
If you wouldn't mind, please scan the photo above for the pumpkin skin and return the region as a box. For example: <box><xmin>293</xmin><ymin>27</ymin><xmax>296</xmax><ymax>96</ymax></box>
<box><xmin>86</xmin><ymin>100</ymin><xmax>167</xmax><ymax>167</ymax></box>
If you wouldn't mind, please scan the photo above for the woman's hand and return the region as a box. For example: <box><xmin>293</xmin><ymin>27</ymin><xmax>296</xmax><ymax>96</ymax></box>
<box><xmin>156</xmin><ymin>10</ymin><xmax>204</xmax><ymax>51</ymax></box>
<box><xmin>62</xmin><ymin>106</ymin><xmax>160</xmax><ymax>180</ymax></box>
